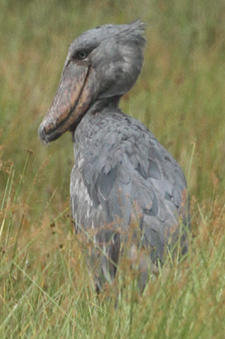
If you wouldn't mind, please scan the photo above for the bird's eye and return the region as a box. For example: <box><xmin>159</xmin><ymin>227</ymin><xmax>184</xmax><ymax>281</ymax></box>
<box><xmin>78</xmin><ymin>51</ymin><xmax>87</xmax><ymax>60</ymax></box>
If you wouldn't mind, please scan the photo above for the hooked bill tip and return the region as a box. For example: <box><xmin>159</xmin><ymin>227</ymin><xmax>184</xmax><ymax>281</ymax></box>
<box><xmin>38</xmin><ymin>121</ymin><xmax>66</xmax><ymax>144</ymax></box>
<box><xmin>38</xmin><ymin>124</ymin><xmax>49</xmax><ymax>145</ymax></box>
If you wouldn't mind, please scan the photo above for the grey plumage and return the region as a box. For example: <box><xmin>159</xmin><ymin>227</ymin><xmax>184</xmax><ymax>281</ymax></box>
<box><xmin>39</xmin><ymin>21</ymin><xmax>191</xmax><ymax>290</ymax></box>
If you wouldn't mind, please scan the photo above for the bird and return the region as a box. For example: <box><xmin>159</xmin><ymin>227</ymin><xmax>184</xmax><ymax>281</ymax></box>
<box><xmin>38</xmin><ymin>21</ymin><xmax>191</xmax><ymax>291</ymax></box>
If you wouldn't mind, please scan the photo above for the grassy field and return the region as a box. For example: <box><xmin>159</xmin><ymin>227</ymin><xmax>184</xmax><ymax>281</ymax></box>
<box><xmin>1</xmin><ymin>0</ymin><xmax>225</xmax><ymax>337</ymax></box>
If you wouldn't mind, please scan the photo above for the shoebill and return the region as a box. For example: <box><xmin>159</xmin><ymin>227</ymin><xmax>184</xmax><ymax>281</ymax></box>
<box><xmin>38</xmin><ymin>21</ymin><xmax>191</xmax><ymax>291</ymax></box>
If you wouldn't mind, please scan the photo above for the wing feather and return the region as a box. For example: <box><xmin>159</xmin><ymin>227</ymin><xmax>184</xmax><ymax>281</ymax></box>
<box><xmin>71</xmin><ymin>111</ymin><xmax>190</xmax><ymax>263</ymax></box>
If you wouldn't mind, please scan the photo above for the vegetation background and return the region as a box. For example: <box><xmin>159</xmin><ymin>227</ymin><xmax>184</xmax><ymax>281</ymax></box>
<box><xmin>1</xmin><ymin>0</ymin><xmax>225</xmax><ymax>337</ymax></box>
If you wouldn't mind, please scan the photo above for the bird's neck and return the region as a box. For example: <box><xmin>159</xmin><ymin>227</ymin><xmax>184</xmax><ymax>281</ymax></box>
<box><xmin>72</xmin><ymin>96</ymin><xmax>123</xmax><ymax>145</ymax></box>
<box><xmin>89</xmin><ymin>95</ymin><xmax>121</xmax><ymax>113</ymax></box>
<box><xmin>70</xmin><ymin>95</ymin><xmax>122</xmax><ymax>138</ymax></box>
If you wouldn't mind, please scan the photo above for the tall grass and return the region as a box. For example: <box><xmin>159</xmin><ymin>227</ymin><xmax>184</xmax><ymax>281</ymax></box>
<box><xmin>1</xmin><ymin>0</ymin><xmax>225</xmax><ymax>337</ymax></box>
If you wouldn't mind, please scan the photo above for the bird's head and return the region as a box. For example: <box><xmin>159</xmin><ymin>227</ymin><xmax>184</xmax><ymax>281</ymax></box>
<box><xmin>38</xmin><ymin>21</ymin><xmax>146</xmax><ymax>144</ymax></box>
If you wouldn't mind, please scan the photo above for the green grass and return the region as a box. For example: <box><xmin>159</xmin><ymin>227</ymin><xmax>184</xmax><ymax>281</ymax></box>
<box><xmin>1</xmin><ymin>0</ymin><xmax>225</xmax><ymax>337</ymax></box>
